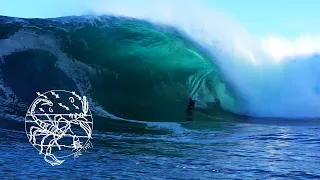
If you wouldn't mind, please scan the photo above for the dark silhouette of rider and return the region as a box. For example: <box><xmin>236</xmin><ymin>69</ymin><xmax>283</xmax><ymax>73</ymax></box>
<box><xmin>186</xmin><ymin>98</ymin><xmax>195</xmax><ymax>121</ymax></box>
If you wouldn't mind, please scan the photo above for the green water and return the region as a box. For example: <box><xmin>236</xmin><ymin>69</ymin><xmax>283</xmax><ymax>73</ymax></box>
<box><xmin>0</xmin><ymin>15</ymin><xmax>233</xmax><ymax>121</ymax></box>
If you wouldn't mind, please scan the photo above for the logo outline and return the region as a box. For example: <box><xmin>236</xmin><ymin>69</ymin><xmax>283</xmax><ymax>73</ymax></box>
<box><xmin>25</xmin><ymin>90</ymin><xmax>93</xmax><ymax>166</ymax></box>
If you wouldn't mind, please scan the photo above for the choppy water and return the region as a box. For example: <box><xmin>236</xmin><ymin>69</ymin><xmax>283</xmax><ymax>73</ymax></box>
<box><xmin>1</xmin><ymin>117</ymin><xmax>320</xmax><ymax>179</ymax></box>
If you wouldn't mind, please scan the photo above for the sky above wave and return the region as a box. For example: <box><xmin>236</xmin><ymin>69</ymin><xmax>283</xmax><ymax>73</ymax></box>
<box><xmin>209</xmin><ymin>0</ymin><xmax>319</xmax><ymax>38</ymax></box>
<box><xmin>0</xmin><ymin>0</ymin><xmax>318</xmax><ymax>38</ymax></box>
<box><xmin>0</xmin><ymin>0</ymin><xmax>319</xmax><ymax>58</ymax></box>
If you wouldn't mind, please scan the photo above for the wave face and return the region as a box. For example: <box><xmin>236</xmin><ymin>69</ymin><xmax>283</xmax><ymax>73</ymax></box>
<box><xmin>0</xmin><ymin>15</ymin><xmax>231</xmax><ymax>121</ymax></box>
<box><xmin>1</xmin><ymin>0</ymin><xmax>320</xmax><ymax>120</ymax></box>
<box><xmin>92</xmin><ymin>0</ymin><xmax>320</xmax><ymax>119</ymax></box>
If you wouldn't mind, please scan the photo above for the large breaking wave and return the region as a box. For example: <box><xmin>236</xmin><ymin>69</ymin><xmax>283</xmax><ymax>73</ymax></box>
<box><xmin>0</xmin><ymin>15</ymin><xmax>228</xmax><ymax>122</ymax></box>
<box><xmin>1</xmin><ymin>0</ymin><xmax>320</xmax><ymax>121</ymax></box>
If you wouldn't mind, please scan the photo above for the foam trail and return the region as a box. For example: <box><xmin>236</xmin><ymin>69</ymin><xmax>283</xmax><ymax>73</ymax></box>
<box><xmin>91</xmin><ymin>0</ymin><xmax>320</xmax><ymax>118</ymax></box>
<box><xmin>93</xmin><ymin>105</ymin><xmax>192</xmax><ymax>134</ymax></box>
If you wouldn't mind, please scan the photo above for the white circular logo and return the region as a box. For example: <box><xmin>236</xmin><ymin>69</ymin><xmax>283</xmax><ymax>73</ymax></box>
<box><xmin>25</xmin><ymin>90</ymin><xmax>93</xmax><ymax>166</ymax></box>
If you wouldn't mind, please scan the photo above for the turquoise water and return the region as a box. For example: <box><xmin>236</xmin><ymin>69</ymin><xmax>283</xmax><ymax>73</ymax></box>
<box><xmin>0</xmin><ymin>15</ymin><xmax>228</xmax><ymax>122</ymax></box>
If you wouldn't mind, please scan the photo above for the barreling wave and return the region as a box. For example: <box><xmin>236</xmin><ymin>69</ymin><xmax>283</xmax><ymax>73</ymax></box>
<box><xmin>1</xmin><ymin>1</ymin><xmax>320</xmax><ymax>121</ymax></box>
<box><xmin>0</xmin><ymin>15</ymin><xmax>232</xmax><ymax>122</ymax></box>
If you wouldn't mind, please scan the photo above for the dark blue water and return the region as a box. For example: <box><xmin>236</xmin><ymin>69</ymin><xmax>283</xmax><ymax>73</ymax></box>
<box><xmin>1</xmin><ymin>117</ymin><xmax>320</xmax><ymax>179</ymax></box>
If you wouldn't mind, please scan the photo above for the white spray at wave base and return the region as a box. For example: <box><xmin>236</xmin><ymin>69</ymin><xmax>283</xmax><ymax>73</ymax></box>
<box><xmin>92</xmin><ymin>0</ymin><xmax>320</xmax><ymax>118</ymax></box>
<box><xmin>3</xmin><ymin>0</ymin><xmax>320</xmax><ymax>118</ymax></box>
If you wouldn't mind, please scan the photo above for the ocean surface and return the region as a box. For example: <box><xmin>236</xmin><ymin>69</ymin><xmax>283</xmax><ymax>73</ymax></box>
<box><xmin>0</xmin><ymin>7</ymin><xmax>320</xmax><ymax>179</ymax></box>
<box><xmin>1</xmin><ymin>116</ymin><xmax>320</xmax><ymax>179</ymax></box>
